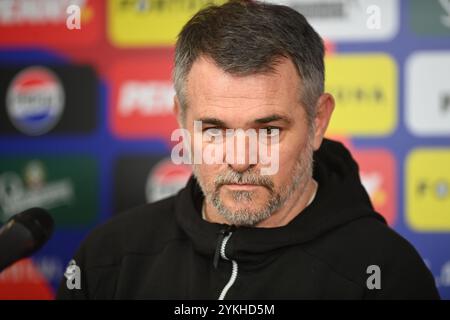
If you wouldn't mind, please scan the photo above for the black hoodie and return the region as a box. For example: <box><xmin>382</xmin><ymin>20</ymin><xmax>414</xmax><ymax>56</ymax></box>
<box><xmin>57</xmin><ymin>139</ymin><xmax>440</xmax><ymax>299</ymax></box>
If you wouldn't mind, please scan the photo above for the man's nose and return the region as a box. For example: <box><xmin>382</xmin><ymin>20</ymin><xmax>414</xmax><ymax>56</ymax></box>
<box><xmin>227</xmin><ymin>162</ymin><xmax>256</xmax><ymax>173</ymax></box>
<box><xmin>224</xmin><ymin>131</ymin><xmax>257</xmax><ymax>173</ymax></box>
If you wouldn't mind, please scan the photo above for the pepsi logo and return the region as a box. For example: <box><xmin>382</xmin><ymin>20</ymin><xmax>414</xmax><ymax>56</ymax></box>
<box><xmin>145</xmin><ymin>158</ymin><xmax>192</xmax><ymax>203</ymax></box>
<box><xmin>6</xmin><ymin>66</ymin><xmax>65</xmax><ymax>136</ymax></box>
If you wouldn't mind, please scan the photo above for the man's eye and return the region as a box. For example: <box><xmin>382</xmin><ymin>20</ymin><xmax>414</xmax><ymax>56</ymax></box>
<box><xmin>203</xmin><ymin>128</ymin><xmax>223</xmax><ymax>137</ymax></box>
<box><xmin>263</xmin><ymin>127</ymin><xmax>280</xmax><ymax>137</ymax></box>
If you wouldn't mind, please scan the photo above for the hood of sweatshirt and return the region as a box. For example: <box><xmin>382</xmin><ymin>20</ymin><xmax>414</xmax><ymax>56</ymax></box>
<box><xmin>175</xmin><ymin>138</ymin><xmax>386</xmax><ymax>265</ymax></box>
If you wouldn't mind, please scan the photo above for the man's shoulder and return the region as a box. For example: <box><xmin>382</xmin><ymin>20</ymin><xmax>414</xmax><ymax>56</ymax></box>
<box><xmin>303</xmin><ymin>215</ymin><xmax>437</xmax><ymax>295</ymax></box>
<box><xmin>343</xmin><ymin>216</ymin><xmax>422</xmax><ymax>259</ymax></box>
<box><xmin>311</xmin><ymin>215</ymin><xmax>426</xmax><ymax>266</ymax></box>
<box><xmin>76</xmin><ymin>195</ymin><xmax>183</xmax><ymax>267</ymax></box>
<box><xmin>338</xmin><ymin>216</ymin><xmax>438</xmax><ymax>298</ymax></box>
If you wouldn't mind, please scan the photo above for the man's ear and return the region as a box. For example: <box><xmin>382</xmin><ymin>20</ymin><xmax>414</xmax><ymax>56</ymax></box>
<box><xmin>312</xmin><ymin>93</ymin><xmax>335</xmax><ymax>151</ymax></box>
<box><xmin>173</xmin><ymin>95</ymin><xmax>184</xmax><ymax>128</ymax></box>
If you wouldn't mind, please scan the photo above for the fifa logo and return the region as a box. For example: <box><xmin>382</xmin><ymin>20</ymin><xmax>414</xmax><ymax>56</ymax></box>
<box><xmin>64</xmin><ymin>259</ymin><xmax>81</xmax><ymax>290</ymax></box>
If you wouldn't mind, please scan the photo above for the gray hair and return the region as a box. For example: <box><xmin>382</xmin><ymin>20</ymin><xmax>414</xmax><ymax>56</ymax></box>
<box><xmin>173</xmin><ymin>0</ymin><xmax>325</xmax><ymax>125</ymax></box>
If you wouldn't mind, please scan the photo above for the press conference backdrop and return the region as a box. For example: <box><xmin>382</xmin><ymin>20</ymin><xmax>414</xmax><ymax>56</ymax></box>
<box><xmin>0</xmin><ymin>0</ymin><xmax>449</xmax><ymax>299</ymax></box>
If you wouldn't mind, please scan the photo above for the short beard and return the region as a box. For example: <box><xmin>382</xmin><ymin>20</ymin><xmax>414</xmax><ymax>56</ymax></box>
<box><xmin>193</xmin><ymin>138</ymin><xmax>314</xmax><ymax>227</ymax></box>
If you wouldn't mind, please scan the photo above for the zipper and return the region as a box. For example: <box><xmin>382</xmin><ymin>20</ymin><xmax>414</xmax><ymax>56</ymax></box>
<box><xmin>213</xmin><ymin>225</ymin><xmax>238</xmax><ymax>300</ymax></box>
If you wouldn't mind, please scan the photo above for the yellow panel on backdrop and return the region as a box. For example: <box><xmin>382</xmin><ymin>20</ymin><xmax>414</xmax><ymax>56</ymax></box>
<box><xmin>325</xmin><ymin>54</ymin><xmax>397</xmax><ymax>136</ymax></box>
<box><xmin>406</xmin><ymin>149</ymin><xmax>450</xmax><ymax>232</ymax></box>
<box><xmin>108</xmin><ymin>0</ymin><xmax>228</xmax><ymax>47</ymax></box>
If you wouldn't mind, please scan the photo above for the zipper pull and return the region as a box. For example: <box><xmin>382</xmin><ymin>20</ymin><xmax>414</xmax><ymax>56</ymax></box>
<box><xmin>213</xmin><ymin>225</ymin><xmax>234</xmax><ymax>269</ymax></box>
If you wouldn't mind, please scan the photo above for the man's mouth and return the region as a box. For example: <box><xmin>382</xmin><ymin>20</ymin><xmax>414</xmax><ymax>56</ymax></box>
<box><xmin>222</xmin><ymin>183</ymin><xmax>263</xmax><ymax>191</ymax></box>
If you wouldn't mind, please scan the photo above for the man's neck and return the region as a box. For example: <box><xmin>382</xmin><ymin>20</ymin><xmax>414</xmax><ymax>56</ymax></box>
<box><xmin>202</xmin><ymin>178</ymin><xmax>318</xmax><ymax>228</ymax></box>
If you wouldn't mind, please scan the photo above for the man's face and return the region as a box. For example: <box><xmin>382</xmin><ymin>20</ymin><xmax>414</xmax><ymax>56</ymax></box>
<box><xmin>179</xmin><ymin>56</ymin><xmax>315</xmax><ymax>226</ymax></box>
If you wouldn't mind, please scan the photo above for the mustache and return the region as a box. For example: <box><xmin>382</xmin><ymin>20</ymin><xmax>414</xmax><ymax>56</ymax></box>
<box><xmin>214</xmin><ymin>170</ymin><xmax>274</xmax><ymax>190</ymax></box>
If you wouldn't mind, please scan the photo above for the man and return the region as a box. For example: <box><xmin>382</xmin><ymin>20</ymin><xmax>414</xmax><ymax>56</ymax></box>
<box><xmin>57</xmin><ymin>1</ymin><xmax>439</xmax><ymax>299</ymax></box>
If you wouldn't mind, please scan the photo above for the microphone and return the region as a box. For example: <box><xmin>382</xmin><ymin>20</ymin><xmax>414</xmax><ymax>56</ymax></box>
<box><xmin>0</xmin><ymin>207</ymin><xmax>54</xmax><ymax>272</ymax></box>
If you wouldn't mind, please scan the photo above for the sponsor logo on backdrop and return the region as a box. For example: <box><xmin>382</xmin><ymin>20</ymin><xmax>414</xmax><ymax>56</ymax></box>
<box><xmin>0</xmin><ymin>0</ymin><xmax>100</xmax><ymax>46</ymax></box>
<box><xmin>0</xmin><ymin>65</ymin><xmax>98</xmax><ymax>135</ymax></box>
<box><xmin>114</xmin><ymin>155</ymin><xmax>192</xmax><ymax>213</ymax></box>
<box><xmin>118</xmin><ymin>81</ymin><xmax>174</xmax><ymax>116</ymax></box>
<box><xmin>406</xmin><ymin>149</ymin><xmax>450</xmax><ymax>231</ymax></box>
<box><xmin>355</xmin><ymin>149</ymin><xmax>396</xmax><ymax>226</ymax></box>
<box><xmin>409</xmin><ymin>0</ymin><xmax>450</xmax><ymax>35</ymax></box>
<box><xmin>146</xmin><ymin>158</ymin><xmax>192</xmax><ymax>202</ymax></box>
<box><xmin>0</xmin><ymin>160</ymin><xmax>73</xmax><ymax>220</ymax></box>
<box><xmin>325</xmin><ymin>54</ymin><xmax>397</xmax><ymax>136</ymax></box>
<box><xmin>0</xmin><ymin>157</ymin><xmax>98</xmax><ymax>226</ymax></box>
<box><xmin>272</xmin><ymin>0</ymin><xmax>398</xmax><ymax>41</ymax></box>
<box><xmin>406</xmin><ymin>52</ymin><xmax>450</xmax><ymax>136</ymax></box>
<box><xmin>108</xmin><ymin>0</ymin><xmax>228</xmax><ymax>46</ymax></box>
<box><xmin>110</xmin><ymin>58</ymin><xmax>178</xmax><ymax>140</ymax></box>
<box><xmin>6</xmin><ymin>66</ymin><xmax>65</xmax><ymax>136</ymax></box>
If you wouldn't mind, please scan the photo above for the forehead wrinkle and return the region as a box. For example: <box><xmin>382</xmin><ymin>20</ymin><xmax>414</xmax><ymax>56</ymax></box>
<box><xmin>189</xmin><ymin>62</ymin><xmax>286</xmax><ymax>101</ymax></box>
<box><xmin>196</xmin><ymin>85</ymin><xmax>281</xmax><ymax>106</ymax></box>
<box><xmin>201</xmin><ymin>102</ymin><xmax>279</xmax><ymax>113</ymax></box>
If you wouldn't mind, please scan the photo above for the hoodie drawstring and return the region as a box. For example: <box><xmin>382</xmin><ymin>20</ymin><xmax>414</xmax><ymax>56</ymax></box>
<box><xmin>213</xmin><ymin>225</ymin><xmax>234</xmax><ymax>269</ymax></box>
